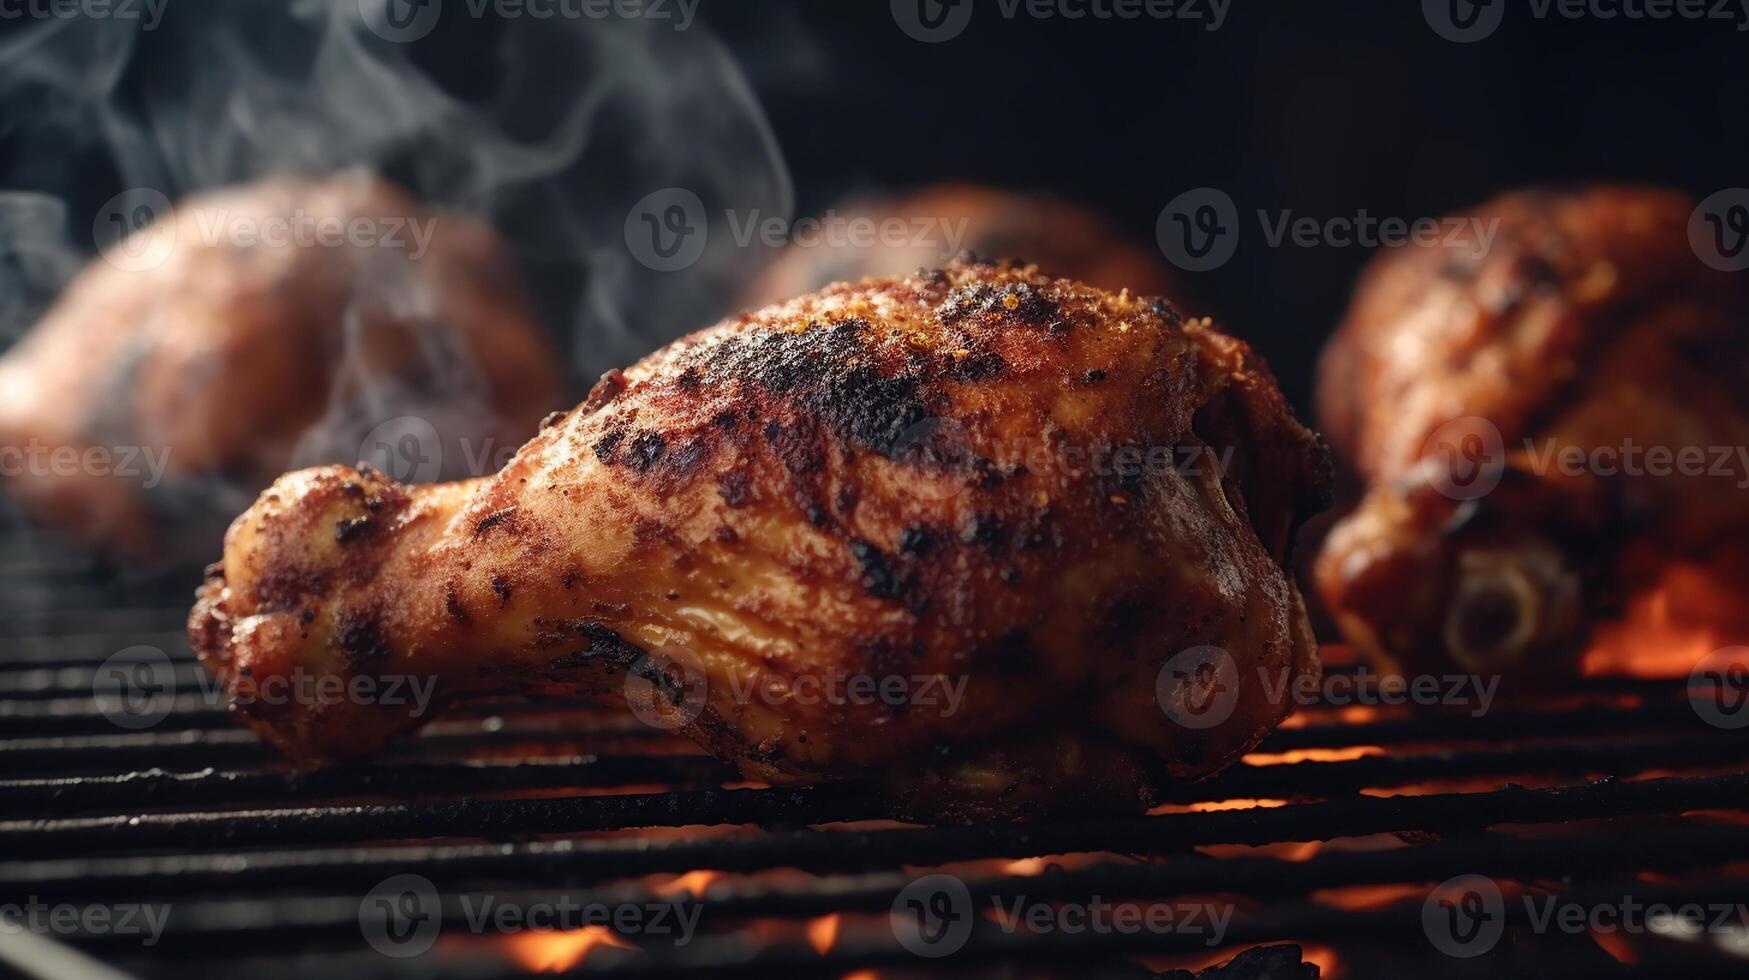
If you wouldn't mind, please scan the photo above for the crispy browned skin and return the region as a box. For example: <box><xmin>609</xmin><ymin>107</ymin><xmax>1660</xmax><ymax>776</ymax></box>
<box><xmin>192</xmin><ymin>259</ymin><xmax>1329</xmax><ymax>820</ymax></box>
<box><xmin>743</xmin><ymin>183</ymin><xmax>1181</xmax><ymax>308</ymax></box>
<box><xmin>0</xmin><ymin>175</ymin><xmax>561</xmax><ymax>558</ymax></box>
<box><xmin>1315</xmin><ymin>186</ymin><xmax>1749</xmax><ymax>679</ymax></box>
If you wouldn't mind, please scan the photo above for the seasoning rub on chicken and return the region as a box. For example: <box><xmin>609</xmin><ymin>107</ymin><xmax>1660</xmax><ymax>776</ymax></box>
<box><xmin>191</xmin><ymin>259</ymin><xmax>1330</xmax><ymax>820</ymax></box>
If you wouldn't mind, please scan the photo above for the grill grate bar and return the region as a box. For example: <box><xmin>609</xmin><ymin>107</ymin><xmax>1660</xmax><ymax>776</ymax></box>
<box><xmin>61</xmin><ymin>823</ymin><xmax>1749</xmax><ymax>942</ymax></box>
<box><xmin>4</xmin><ymin>730</ymin><xmax>1745</xmax><ymax>818</ymax></box>
<box><xmin>0</xmin><ymin>692</ymin><xmax>1715</xmax><ymax>766</ymax></box>
<box><xmin>0</xmin><ymin>755</ymin><xmax>734</xmax><ymax>814</ymax></box>
<box><xmin>2</xmin><ymin>771</ymin><xmax>1745</xmax><ymax>862</ymax></box>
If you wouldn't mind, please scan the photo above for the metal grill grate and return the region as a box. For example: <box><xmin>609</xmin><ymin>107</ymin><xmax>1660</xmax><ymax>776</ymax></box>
<box><xmin>0</xmin><ymin>520</ymin><xmax>1745</xmax><ymax>979</ymax></box>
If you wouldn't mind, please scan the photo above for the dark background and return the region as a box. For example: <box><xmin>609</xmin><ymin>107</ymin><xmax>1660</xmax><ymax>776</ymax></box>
<box><xmin>2</xmin><ymin>0</ymin><xmax>1742</xmax><ymax>409</ymax></box>
<box><xmin>701</xmin><ymin>0</ymin><xmax>1745</xmax><ymax>406</ymax></box>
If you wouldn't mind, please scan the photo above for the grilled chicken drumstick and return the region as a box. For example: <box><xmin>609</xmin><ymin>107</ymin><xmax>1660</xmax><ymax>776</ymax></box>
<box><xmin>1316</xmin><ymin>186</ymin><xmax>1749</xmax><ymax>680</ymax></box>
<box><xmin>0</xmin><ymin>175</ymin><xmax>561</xmax><ymax>558</ymax></box>
<box><xmin>192</xmin><ymin>259</ymin><xmax>1329</xmax><ymax>819</ymax></box>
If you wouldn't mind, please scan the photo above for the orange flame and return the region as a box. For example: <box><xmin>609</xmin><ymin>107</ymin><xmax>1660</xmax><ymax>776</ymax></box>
<box><xmin>806</xmin><ymin>914</ymin><xmax>840</xmax><ymax>955</ymax></box>
<box><xmin>506</xmin><ymin>927</ymin><xmax>635</xmax><ymax>972</ymax></box>
<box><xmin>652</xmin><ymin>869</ymin><xmax>722</xmax><ymax>898</ymax></box>
<box><xmin>1243</xmin><ymin>746</ymin><xmax>1384</xmax><ymax>765</ymax></box>
<box><xmin>1585</xmin><ymin>558</ymin><xmax>1744</xmax><ymax>678</ymax></box>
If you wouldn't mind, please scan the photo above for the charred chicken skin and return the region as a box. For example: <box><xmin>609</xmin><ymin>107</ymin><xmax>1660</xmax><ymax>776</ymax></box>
<box><xmin>0</xmin><ymin>175</ymin><xmax>561</xmax><ymax>558</ymax></box>
<box><xmin>191</xmin><ymin>259</ymin><xmax>1329</xmax><ymax>820</ymax></box>
<box><xmin>743</xmin><ymin>183</ymin><xmax>1181</xmax><ymax>308</ymax></box>
<box><xmin>1315</xmin><ymin>186</ymin><xmax>1749</xmax><ymax>680</ymax></box>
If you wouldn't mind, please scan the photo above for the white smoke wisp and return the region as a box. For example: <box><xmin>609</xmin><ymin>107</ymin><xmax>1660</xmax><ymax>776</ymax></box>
<box><xmin>0</xmin><ymin>0</ymin><xmax>792</xmax><ymax>557</ymax></box>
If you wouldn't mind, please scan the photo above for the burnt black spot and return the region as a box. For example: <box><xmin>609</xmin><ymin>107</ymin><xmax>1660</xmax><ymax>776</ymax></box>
<box><xmin>677</xmin><ymin>366</ymin><xmax>702</xmax><ymax>390</ymax></box>
<box><xmin>546</xmin><ymin>621</ymin><xmax>649</xmax><ymax>670</ymax></box>
<box><xmin>473</xmin><ymin>507</ymin><xmax>518</xmax><ymax>536</ymax></box>
<box><xmin>851</xmin><ymin>539</ymin><xmax>903</xmax><ymax>600</ymax></box>
<box><xmin>333</xmin><ymin>610</ymin><xmax>392</xmax><ymax>674</ymax></box>
<box><xmin>959</xmin><ymin>512</ymin><xmax>1004</xmax><ymax>552</ymax></box>
<box><xmin>444</xmin><ymin>581</ymin><xmax>469</xmax><ymax>623</ymax></box>
<box><xmin>827</xmin><ymin>365</ymin><xmax>927</xmax><ymax>456</ymax></box>
<box><xmin>898</xmin><ymin>526</ymin><xmax>933</xmax><ymax>556</ymax></box>
<box><xmin>561</xmin><ymin>568</ymin><xmax>583</xmax><ymax>590</ymax></box>
<box><xmin>593</xmin><ymin>430</ymin><xmax>625</xmax><ymax>463</ymax></box>
<box><xmin>703</xmin><ymin>320</ymin><xmax>930</xmax><ymax>460</ymax></box>
<box><xmin>1084</xmin><ymin>369</ymin><xmax>1108</xmax><ymax>383</ymax></box>
<box><xmin>936</xmin><ymin>281</ymin><xmax>1060</xmax><ymax>327</ymax></box>
<box><xmin>835</xmin><ymin>486</ymin><xmax>859</xmax><ymax>515</ymax></box>
<box><xmin>627</xmin><ymin>432</ymin><xmax>666</xmax><ymax>472</ymax></box>
<box><xmin>951</xmin><ymin>351</ymin><xmax>1006</xmax><ymax>381</ymax></box>
<box><xmin>1149</xmin><ymin>297</ymin><xmax>1184</xmax><ymax>326</ymax></box>
<box><xmin>763</xmin><ymin>419</ymin><xmax>825</xmax><ymax>476</ymax></box>
<box><xmin>668</xmin><ymin>439</ymin><xmax>707</xmax><ymax>474</ymax></box>
<box><xmin>806</xmin><ymin>504</ymin><xmax>830</xmax><ymax>527</ymax></box>
<box><xmin>717</xmin><ymin>470</ymin><xmax>751</xmax><ymax>507</ymax></box>
<box><xmin>712</xmin><ymin>410</ymin><xmax>739</xmax><ymax>430</ymax></box>
<box><xmin>490</xmin><ymin>574</ymin><xmax>512</xmax><ymax>608</ymax></box>
<box><xmin>334</xmin><ymin>515</ymin><xmax>372</xmax><ymax>543</ymax></box>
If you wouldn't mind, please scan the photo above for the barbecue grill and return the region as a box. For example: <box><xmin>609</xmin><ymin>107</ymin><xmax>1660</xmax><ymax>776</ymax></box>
<box><xmin>1</xmin><ymin>510</ymin><xmax>1746</xmax><ymax>980</ymax></box>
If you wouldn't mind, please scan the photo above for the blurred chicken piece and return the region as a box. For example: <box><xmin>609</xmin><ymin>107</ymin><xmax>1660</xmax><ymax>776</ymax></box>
<box><xmin>1315</xmin><ymin>186</ymin><xmax>1749</xmax><ymax>680</ymax></box>
<box><xmin>0</xmin><ymin>175</ymin><xmax>562</xmax><ymax>559</ymax></box>
<box><xmin>191</xmin><ymin>258</ymin><xmax>1329</xmax><ymax>820</ymax></box>
<box><xmin>743</xmin><ymin>183</ymin><xmax>1181</xmax><ymax>307</ymax></box>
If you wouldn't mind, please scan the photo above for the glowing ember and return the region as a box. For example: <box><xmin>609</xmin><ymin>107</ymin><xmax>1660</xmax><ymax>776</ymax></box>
<box><xmin>1002</xmin><ymin>857</ymin><xmax>1053</xmax><ymax>876</ymax></box>
<box><xmin>1591</xmin><ymin>928</ymin><xmax>1639</xmax><ymax>964</ymax></box>
<box><xmin>806</xmin><ymin>913</ymin><xmax>840</xmax><ymax>955</ymax></box>
<box><xmin>1153</xmin><ymin>798</ymin><xmax>1289</xmax><ymax>814</ymax></box>
<box><xmin>1585</xmin><ymin>558</ymin><xmax>1745</xmax><ymax>678</ymax></box>
<box><xmin>506</xmin><ymin>926</ymin><xmax>634</xmax><ymax>972</ymax></box>
<box><xmin>652</xmin><ymin>869</ymin><xmax>722</xmax><ymax>898</ymax></box>
<box><xmin>1243</xmin><ymin>746</ymin><xmax>1384</xmax><ymax>765</ymax></box>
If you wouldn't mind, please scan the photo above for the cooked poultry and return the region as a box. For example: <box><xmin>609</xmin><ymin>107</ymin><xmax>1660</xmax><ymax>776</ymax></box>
<box><xmin>743</xmin><ymin>183</ymin><xmax>1181</xmax><ymax>308</ymax></box>
<box><xmin>191</xmin><ymin>258</ymin><xmax>1329</xmax><ymax>820</ymax></box>
<box><xmin>0</xmin><ymin>175</ymin><xmax>562</xmax><ymax>559</ymax></box>
<box><xmin>1315</xmin><ymin>186</ymin><xmax>1749</xmax><ymax>680</ymax></box>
